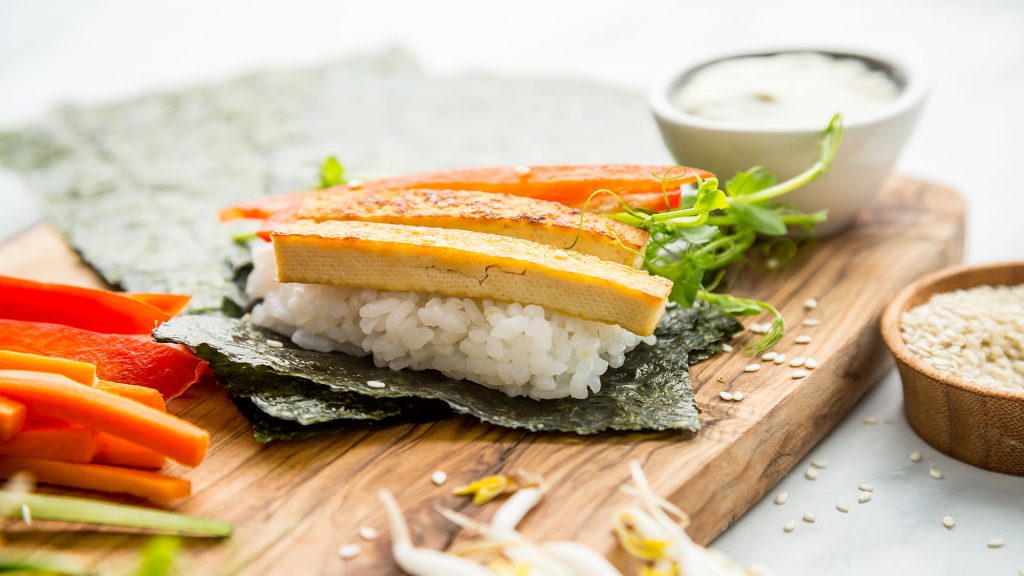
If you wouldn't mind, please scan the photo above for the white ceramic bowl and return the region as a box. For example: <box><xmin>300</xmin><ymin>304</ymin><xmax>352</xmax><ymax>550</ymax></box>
<box><xmin>650</xmin><ymin>47</ymin><xmax>929</xmax><ymax>235</ymax></box>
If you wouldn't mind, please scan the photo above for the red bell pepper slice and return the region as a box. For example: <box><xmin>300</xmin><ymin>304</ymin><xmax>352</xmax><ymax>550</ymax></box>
<box><xmin>124</xmin><ymin>293</ymin><xmax>193</xmax><ymax>316</ymax></box>
<box><xmin>218</xmin><ymin>164</ymin><xmax>710</xmax><ymax>223</ymax></box>
<box><xmin>0</xmin><ymin>320</ymin><xmax>207</xmax><ymax>400</ymax></box>
<box><xmin>0</xmin><ymin>276</ymin><xmax>189</xmax><ymax>335</ymax></box>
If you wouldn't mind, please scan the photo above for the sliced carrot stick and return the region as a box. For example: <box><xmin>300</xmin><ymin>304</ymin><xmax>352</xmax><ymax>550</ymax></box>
<box><xmin>0</xmin><ymin>276</ymin><xmax>173</xmax><ymax>335</ymax></box>
<box><xmin>0</xmin><ymin>370</ymin><xmax>209</xmax><ymax>467</ymax></box>
<box><xmin>95</xmin><ymin>381</ymin><xmax>165</xmax><ymax>411</ymax></box>
<box><xmin>0</xmin><ymin>320</ymin><xmax>207</xmax><ymax>400</ymax></box>
<box><xmin>0</xmin><ymin>425</ymin><xmax>96</xmax><ymax>463</ymax></box>
<box><xmin>0</xmin><ymin>350</ymin><xmax>97</xmax><ymax>385</ymax></box>
<box><xmin>0</xmin><ymin>457</ymin><xmax>189</xmax><ymax>502</ymax></box>
<box><xmin>94</xmin><ymin>433</ymin><xmax>165</xmax><ymax>470</ymax></box>
<box><xmin>124</xmin><ymin>293</ymin><xmax>192</xmax><ymax>317</ymax></box>
<box><xmin>0</xmin><ymin>396</ymin><xmax>25</xmax><ymax>441</ymax></box>
<box><xmin>220</xmin><ymin>164</ymin><xmax>714</xmax><ymax>222</ymax></box>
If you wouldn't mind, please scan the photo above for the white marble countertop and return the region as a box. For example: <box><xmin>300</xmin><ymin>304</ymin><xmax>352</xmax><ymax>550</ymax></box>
<box><xmin>1</xmin><ymin>1</ymin><xmax>1022</xmax><ymax>574</ymax></box>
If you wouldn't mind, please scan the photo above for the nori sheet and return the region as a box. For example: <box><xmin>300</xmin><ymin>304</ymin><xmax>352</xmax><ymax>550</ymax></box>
<box><xmin>154</xmin><ymin>304</ymin><xmax>740</xmax><ymax>439</ymax></box>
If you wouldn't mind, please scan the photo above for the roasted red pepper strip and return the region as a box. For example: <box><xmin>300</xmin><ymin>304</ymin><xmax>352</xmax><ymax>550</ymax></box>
<box><xmin>0</xmin><ymin>320</ymin><xmax>207</xmax><ymax>400</ymax></box>
<box><xmin>0</xmin><ymin>276</ymin><xmax>180</xmax><ymax>335</ymax></box>
<box><xmin>220</xmin><ymin>164</ymin><xmax>712</xmax><ymax>223</ymax></box>
<box><xmin>124</xmin><ymin>293</ymin><xmax>192</xmax><ymax>316</ymax></box>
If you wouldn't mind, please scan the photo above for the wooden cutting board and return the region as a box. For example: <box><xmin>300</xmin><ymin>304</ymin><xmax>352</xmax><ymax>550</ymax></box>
<box><xmin>0</xmin><ymin>176</ymin><xmax>963</xmax><ymax>575</ymax></box>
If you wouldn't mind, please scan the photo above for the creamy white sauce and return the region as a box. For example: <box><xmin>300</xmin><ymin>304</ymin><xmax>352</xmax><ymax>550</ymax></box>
<box><xmin>673</xmin><ymin>52</ymin><xmax>899</xmax><ymax>125</ymax></box>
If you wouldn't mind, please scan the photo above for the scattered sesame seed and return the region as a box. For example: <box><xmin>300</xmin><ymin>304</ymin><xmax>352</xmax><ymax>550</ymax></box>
<box><xmin>804</xmin><ymin>298</ymin><xmax>819</xmax><ymax>310</ymax></box>
<box><xmin>987</xmin><ymin>538</ymin><xmax>1005</xmax><ymax>549</ymax></box>
<box><xmin>338</xmin><ymin>543</ymin><xmax>361</xmax><ymax>559</ymax></box>
<box><xmin>805</xmin><ymin>468</ymin><xmax>819</xmax><ymax>480</ymax></box>
<box><xmin>790</xmin><ymin>357</ymin><xmax>806</xmax><ymax>367</ymax></box>
<box><xmin>774</xmin><ymin>492</ymin><xmax>789</xmax><ymax>505</ymax></box>
<box><xmin>836</xmin><ymin>503</ymin><xmax>849</xmax><ymax>513</ymax></box>
<box><xmin>811</xmin><ymin>459</ymin><xmax>828</xmax><ymax>469</ymax></box>
<box><xmin>804</xmin><ymin>358</ymin><xmax>819</xmax><ymax>369</ymax></box>
<box><xmin>802</xmin><ymin>513</ymin><xmax>816</xmax><ymax>523</ymax></box>
<box><xmin>783</xmin><ymin>520</ymin><xmax>796</xmax><ymax>532</ymax></box>
<box><xmin>719</xmin><ymin>391</ymin><xmax>735</xmax><ymax>401</ymax></box>
<box><xmin>792</xmin><ymin>370</ymin><xmax>809</xmax><ymax>379</ymax></box>
<box><xmin>744</xmin><ymin>363</ymin><xmax>761</xmax><ymax>373</ymax></box>
<box><xmin>762</xmin><ymin>352</ymin><xmax>779</xmax><ymax>361</ymax></box>
<box><xmin>366</xmin><ymin>380</ymin><xmax>386</xmax><ymax>389</ymax></box>
<box><xmin>749</xmin><ymin>323</ymin><xmax>770</xmax><ymax>334</ymax></box>
<box><xmin>716</xmin><ymin>376</ymin><xmax>725</xmax><ymax>382</ymax></box>
<box><xmin>942</xmin><ymin>516</ymin><xmax>955</xmax><ymax>530</ymax></box>
<box><xmin>722</xmin><ymin>344</ymin><xmax>734</xmax><ymax>353</ymax></box>
<box><xmin>858</xmin><ymin>492</ymin><xmax>872</xmax><ymax>504</ymax></box>
<box><xmin>732</xmin><ymin>391</ymin><xmax>745</xmax><ymax>401</ymax></box>
<box><xmin>858</xmin><ymin>483</ymin><xmax>873</xmax><ymax>492</ymax></box>
<box><xmin>773</xmin><ymin>354</ymin><xmax>787</xmax><ymax>365</ymax></box>
<box><xmin>358</xmin><ymin>526</ymin><xmax>379</xmax><ymax>541</ymax></box>
<box><xmin>929</xmin><ymin>467</ymin><xmax>944</xmax><ymax>480</ymax></box>
<box><xmin>266</xmin><ymin>339</ymin><xmax>284</xmax><ymax>349</ymax></box>
<box><xmin>21</xmin><ymin>504</ymin><xmax>31</xmax><ymax>526</ymax></box>
<box><xmin>795</xmin><ymin>335</ymin><xmax>813</xmax><ymax>344</ymax></box>
<box><xmin>431</xmin><ymin>470</ymin><xmax>448</xmax><ymax>486</ymax></box>
<box><xmin>863</xmin><ymin>417</ymin><xmax>879</xmax><ymax>425</ymax></box>
<box><xmin>802</xmin><ymin>318</ymin><xmax>821</xmax><ymax>327</ymax></box>
<box><xmin>347</xmin><ymin>179</ymin><xmax>365</xmax><ymax>188</ymax></box>
<box><xmin>514</xmin><ymin>165</ymin><xmax>532</xmax><ymax>176</ymax></box>
<box><xmin>910</xmin><ymin>451</ymin><xmax>923</xmax><ymax>462</ymax></box>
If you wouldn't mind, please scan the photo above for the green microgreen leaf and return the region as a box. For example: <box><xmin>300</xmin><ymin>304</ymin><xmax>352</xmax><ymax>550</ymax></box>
<box><xmin>675</xmin><ymin>225</ymin><xmax>718</xmax><ymax>245</ymax></box>
<box><xmin>728</xmin><ymin>203</ymin><xmax>788</xmax><ymax>236</ymax></box>
<box><xmin>725</xmin><ymin>166</ymin><xmax>776</xmax><ymax>196</ymax></box>
<box><xmin>318</xmin><ymin>156</ymin><xmax>346</xmax><ymax>189</ymax></box>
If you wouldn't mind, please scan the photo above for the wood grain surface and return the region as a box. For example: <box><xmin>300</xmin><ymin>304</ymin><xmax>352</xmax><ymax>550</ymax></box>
<box><xmin>0</xmin><ymin>176</ymin><xmax>964</xmax><ymax>575</ymax></box>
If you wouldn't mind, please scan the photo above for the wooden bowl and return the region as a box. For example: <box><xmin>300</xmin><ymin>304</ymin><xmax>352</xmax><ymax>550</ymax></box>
<box><xmin>881</xmin><ymin>261</ymin><xmax>1024</xmax><ymax>476</ymax></box>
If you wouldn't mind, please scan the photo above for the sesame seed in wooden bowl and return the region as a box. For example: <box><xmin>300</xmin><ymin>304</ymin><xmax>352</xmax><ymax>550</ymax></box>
<box><xmin>881</xmin><ymin>261</ymin><xmax>1024</xmax><ymax>476</ymax></box>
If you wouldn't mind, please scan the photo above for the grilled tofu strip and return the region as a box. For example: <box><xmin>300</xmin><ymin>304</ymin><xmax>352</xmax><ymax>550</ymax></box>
<box><xmin>297</xmin><ymin>188</ymin><xmax>648</xmax><ymax>267</ymax></box>
<box><xmin>272</xmin><ymin>220</ymin><xmax>672</xmax><ymax>336</ymax></box>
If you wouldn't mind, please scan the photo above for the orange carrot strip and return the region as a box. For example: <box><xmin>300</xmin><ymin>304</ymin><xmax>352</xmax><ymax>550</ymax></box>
<box><xmin>0</xmin><ymin>370</ymin><xmax>209</xmax><ymax>467</ymax></box>
<box><xmin>93</xmin><ymin>433</ymin><xmax>165</xmax><ymax>470</ymax></box>
<box><xmin>124</xmin><ymin>293</ymin><xmax>192</xmax><ymax>317</ymax></box>
<box><xmin>0</xmin><ymin>425</ymin><xmax>96</xmax><ymax>463</ymax></box>
<box><xmin>0</xmin><ymin>396</ymin><xmax>26</xmax><ymax>441</ymax></box>
<box><xmin>220</xmin><ymin>164</ymin><xmax>714</xmax><ymax>222</ymax></box>
<box><xmin>0</xmin><ymin>350</ymin><xmax>97</xmax><ymax>385</ymax></box>
<box><xmin>94</xmin><ymin>381</ymin><xmax>165</xmax><ymax>411</ymax></box>
<box><xmin>0</xmin><ymin>457</ymin><xmax>189</xmax><ymax>502</ymax></box>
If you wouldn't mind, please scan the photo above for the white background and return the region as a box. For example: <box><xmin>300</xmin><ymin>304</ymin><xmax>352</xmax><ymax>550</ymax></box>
<box><xmin>1</xmin><ymin>1</ymin><xmax>1022</xmax><ymax>574</ymax></box>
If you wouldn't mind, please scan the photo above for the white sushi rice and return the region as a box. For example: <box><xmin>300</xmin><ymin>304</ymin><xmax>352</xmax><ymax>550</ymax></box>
<box><xmin>246</xmin><ymin>244</ymin><xmax>655</xmax><ymax>400</ymax></box>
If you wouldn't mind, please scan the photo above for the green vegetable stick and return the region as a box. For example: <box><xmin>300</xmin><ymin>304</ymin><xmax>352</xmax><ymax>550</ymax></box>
<box><xmin>0</xmin><ymin>492</ymin><xmax>232</xmax><ymax>537</ymax></box>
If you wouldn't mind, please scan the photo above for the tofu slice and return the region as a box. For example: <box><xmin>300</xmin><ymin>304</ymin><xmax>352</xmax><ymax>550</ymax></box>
<box><xmin>297</xmin><ymin>188</ymin><xmax>648</xmax><ymax>267</ymax></box>
<box><xmin>272</xmin><ymin>220</ymin><xmax>672</xmax><ymax>336</ymax></box>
